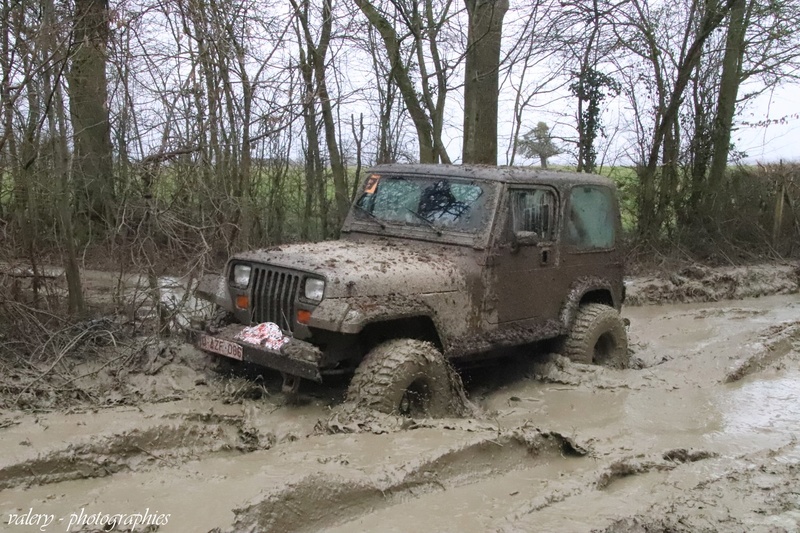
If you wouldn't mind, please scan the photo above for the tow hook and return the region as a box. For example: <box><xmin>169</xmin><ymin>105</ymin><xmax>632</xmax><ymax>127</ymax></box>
<box><xmin>281</xmin><ymin>373</ymin><xmax>301</xmax><ymax>396</ymax></box>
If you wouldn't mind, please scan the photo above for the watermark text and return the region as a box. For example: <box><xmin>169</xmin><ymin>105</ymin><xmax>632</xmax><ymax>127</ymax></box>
<box><xmin>6</xmin><ymin>507</ymin><xmax>170</xmax><ymax>532</ymax></box>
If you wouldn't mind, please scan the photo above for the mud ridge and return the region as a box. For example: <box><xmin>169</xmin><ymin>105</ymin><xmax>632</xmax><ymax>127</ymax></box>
<box><xmin>595</xmin><ymin>448</ymin><xmax>718</xmax><ymax>490</ymax></box>
<box><xmin>595</xmin><ymin>442</ymin><xmax>800</xmax><ymax>533</ymax></box>
<box><xmin>316</xmin><ymin>399</ymin><xmax>489</xmax><ymax>435</ymax></box>
<box><xmin>724</xmin><ymin>321</ymin><xmax>800</xmax><ymax>383</ymax></box>
<box><xmin>493</xmin><ymin>447</ymin><xmax>719</xmax><ymax>532</ymax></box>
<box><xmin>625</xmin><ymin>263</ymin><xmax>800</xmax><ymax>306</ymax></box>
<box><xmin>0</xmin><ymin>416</ymin><xmax>271</xmax><ymax>491</ymax></box>
<box><xmin>529</xmin><ymin>353</ymin><xmax>634</xmax><ymax>388</ymax></box>
<box><xmin>225</xmin><ymin>429</ymin><xmax>588</xmax><ymax>533</ymax></box>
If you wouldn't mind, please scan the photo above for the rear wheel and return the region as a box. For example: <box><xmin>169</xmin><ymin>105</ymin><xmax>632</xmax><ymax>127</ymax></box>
<box><xmin>347</xmin><ymin>339</ymin><xmax>463</xmax><ymax>417</ymax></box>
<box><xmin>562</xmin><ymin>303</ymin><xmax>629</xmax><ymax>368</ymax></box>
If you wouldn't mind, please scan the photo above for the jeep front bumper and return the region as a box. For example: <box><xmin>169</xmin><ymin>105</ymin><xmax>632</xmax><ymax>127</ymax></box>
<box><xmin>190</xmin><ymin>324</ymin><xmax>324</xmax><ymax>382</ymax></box>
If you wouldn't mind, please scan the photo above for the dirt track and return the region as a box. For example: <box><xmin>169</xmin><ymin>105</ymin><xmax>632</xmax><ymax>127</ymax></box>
<box><xmin>1</xmin><ymin>264</ymin><xmax>800</xmax><ymax>532</ymax></box>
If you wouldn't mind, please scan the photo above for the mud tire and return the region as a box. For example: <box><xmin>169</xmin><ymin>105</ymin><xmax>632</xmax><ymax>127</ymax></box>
<box><xmin>347</xmin><ymin>339</ymin><xmax>462</xmax><ymax>418</ymax></box>
<box><xmin>563</xmin><ymin>303</ymin><xmax>629</xmax><ymax>368</ymax></box>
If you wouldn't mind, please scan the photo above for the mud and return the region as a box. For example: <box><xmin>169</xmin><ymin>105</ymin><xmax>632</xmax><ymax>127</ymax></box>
<box><xmin>2</xmin><ymin>263</ymin><xmax>800</xmax><ymax>532</ymax></box>
<box><xmin>625</xmin><ymin>261</ymin><xmax>800</xmax><ymax>305</ymax></box>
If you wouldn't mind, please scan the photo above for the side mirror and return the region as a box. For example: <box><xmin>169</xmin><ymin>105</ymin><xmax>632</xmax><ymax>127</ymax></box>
<box><xmin>513</xmin><ymin>230</ymin><xmax>540</xmax><ymax>249</ymax></box>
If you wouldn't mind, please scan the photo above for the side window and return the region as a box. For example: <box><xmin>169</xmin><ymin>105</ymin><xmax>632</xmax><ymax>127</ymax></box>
<box><xmin>566</xmin><ymin>186</ymin><xmax>616</xmax><ymax>249</ymax></box>
<box><xmin>510</xmin><ymin>189</ymin><xmax>557</xmax><ymax>242</ymax></box>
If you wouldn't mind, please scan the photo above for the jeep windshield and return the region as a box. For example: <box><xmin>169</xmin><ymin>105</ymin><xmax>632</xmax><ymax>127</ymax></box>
<box><xmin>353</xmin><ymin>174</ymin><xmax>491</xmax><ymax>234</ymax></box>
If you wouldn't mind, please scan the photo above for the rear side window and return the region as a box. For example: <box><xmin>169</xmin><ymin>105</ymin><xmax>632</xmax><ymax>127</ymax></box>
<box><xmin>510</xmin><ymin>188</ymin><xmax>557</xmax><ymax>241</ymax></box>
<box><xmin>566</xmin><ymin>186</ymin><xmax>616</xmax><ymax>249</ymax></box>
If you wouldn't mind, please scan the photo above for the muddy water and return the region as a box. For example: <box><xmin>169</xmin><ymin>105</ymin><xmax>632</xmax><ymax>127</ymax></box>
<box><xmin>2</xmin><ymin>265</ymin><xmax>213</xmax><ymax>326</ymax></box>
<box><xmin>487</xmin><ymin>296</ymin><xmax>800</xmax><ymax>452</ymax></box>
<box><xmin>2</xmin><ymin>294</ymin><xmax>800</xmax><ymax>532</ymax></box>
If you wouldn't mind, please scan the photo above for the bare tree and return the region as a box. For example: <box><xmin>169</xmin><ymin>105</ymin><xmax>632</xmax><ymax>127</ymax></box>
<box><xmin>291</xmin><ymin>0</ymin><xmax>350</xmax><ymax>226</ymax></box>
<box><xmin>45</xmin><ymin>0</ymin><xmax>84</xmax><ymax>313</ymax></box>
<box><xmin>354</xmin><ymin>0</ymin><xmax>456</xmax><ymax>164</ymax></box>
<box><xmin>501</xmin><ymin>0</ymin><xmax>565</xmax><ymax>166</ymax></box>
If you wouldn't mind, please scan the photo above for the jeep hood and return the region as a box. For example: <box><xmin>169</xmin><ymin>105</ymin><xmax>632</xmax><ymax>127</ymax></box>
<box><xmin>233</xmin><ymin>240</ymin><xmax>466</xmax><ymax>298</ymax></box>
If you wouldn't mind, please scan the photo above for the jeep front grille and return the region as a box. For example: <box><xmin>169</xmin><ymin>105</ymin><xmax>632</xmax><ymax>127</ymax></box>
<box><xmin>250</xmin><ymin>266</ymin><xmax>300</xmax><ymax>333</ymax></box>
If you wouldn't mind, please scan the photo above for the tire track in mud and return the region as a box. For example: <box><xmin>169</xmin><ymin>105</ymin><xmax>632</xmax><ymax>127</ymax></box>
<box><xmin>224</xmin><ymin>429</ymin><xmax>586</xmax><ymax>533</ymax></box>
<box><xmin>0</xmin><ymin>424</ymin><xmax>592</xmax><ymax>533</ymax></box>
<box><xmin>0</xmin><ymin>409</ymin><xmax>281</xmax><ymax>491</ymax></box>
<box><xmin>724</xmin><ymin>321</ymin><xmax>800</xmax><ymax>383</ymax></box>
<box><xmin>315</xmin><ymin>441</ymin><xmax>721</xmax><ymax>533</ymax></box>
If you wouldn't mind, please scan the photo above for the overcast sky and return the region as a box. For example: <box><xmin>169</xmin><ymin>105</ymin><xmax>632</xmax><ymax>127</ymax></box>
<box><xmin>491</xmin><ymin>80</ymin><xmax>800</xmax><ymax>169</ymax></box>
<box><xmin>736</xmin><ymin>84</ymin><xmax>800</xmax><ymax>164</ymax></box>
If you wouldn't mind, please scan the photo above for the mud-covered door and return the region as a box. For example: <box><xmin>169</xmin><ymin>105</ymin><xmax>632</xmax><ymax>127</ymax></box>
<box><xmin>490</xmin><ymin>186</ymin><xmax>563</xmax><ymax>328</ymax></box>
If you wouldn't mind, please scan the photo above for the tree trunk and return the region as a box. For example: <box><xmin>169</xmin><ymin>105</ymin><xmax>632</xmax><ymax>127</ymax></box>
<box><xmin>685</xmin><ymin>66</ymin><xmax>713</xmax><ymax>226</ymax></box>
<box><xmin>707</xmin><ymin>0</ymin><xmax>747</xmax><ymax>200</ymax></box>
<box><xmin>68</xmin><ymin>0</ymin><xmax>115</xmax><ymax>228</ymax></box>
<box><xmin>0</xmin><ymin>0</ymin><xmax>11</xmax><ymax>217</ymax></box>
<box><xmin>366</xmin><ymin>25</ymin><xmax>398</xmax><ymax>164</ymax></box>
<box><xmin>657</xmin><ymin>114</ymin><xmax>681</xmax><ymax>234</ymax></box>
<box><xmin>55</xmin><ymin>91</ymin><xmax>85</xmax><ymax>314</ymax></box>
<box><xmin>312</xmin><ymin>0</ymin><xmax>349</xmax><ymax>227</ymax></box>
<box><xmin>350</xmin><ymin>113</ymin><xmax>364</xmax><ymax>200</ymax></box>
<box><xmin>772</xmin><ymin>172</ymin><xmax>786</xmax><ymax>247</ymax></box>
<box><xmin>44</xmin><ymin>0</ymin><xmax>84</xmax><ymax>313</ymax></box>
<box><xmin>462</xmin><ymin>0</ymin><xmax>508</xmax><ymax>165</ymax></box>
<box><xmin>575</xmin><ymin>5</ymin><xmax>600</xmax><ymax>174</ymax></box>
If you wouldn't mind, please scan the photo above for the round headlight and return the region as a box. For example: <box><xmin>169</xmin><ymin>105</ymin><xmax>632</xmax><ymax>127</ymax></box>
<box><xmin>232</xmin><ymin>264</ymin><xmax>252</xmax><ymax>287</ymax></box>
<box><xmin>304</xmin><ymin>278</ymin><xmax>325</xmax><ymax>302</ymax></box>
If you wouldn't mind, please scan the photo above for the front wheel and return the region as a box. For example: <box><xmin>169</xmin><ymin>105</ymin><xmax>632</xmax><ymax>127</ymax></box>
<box><xmin>346</xmin><ymin>339</ymin><xmax>464</xmax><ymax>417</ymax></box>
<box><xmin>562</xmin><ymin>303</ymin><xmax>629</xmax><ymax>368</ymax></box>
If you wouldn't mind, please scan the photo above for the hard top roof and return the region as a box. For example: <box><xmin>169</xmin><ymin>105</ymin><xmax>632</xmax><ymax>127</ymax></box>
<box><xmin>366</xmin><ymin>163</ymin><xmax>614</xmax><ymax>187</ymax></box>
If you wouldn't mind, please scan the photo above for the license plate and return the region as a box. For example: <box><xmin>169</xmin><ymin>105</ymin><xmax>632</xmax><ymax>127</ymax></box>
<box><xmin>199</xmin><ymin>335</ymin><xmax>243</xmax><ymax>360</ymax></box>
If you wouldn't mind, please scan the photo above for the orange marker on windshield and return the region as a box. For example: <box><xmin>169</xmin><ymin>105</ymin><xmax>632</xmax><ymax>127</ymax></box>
<box><xmin>364</xmin><ymin>174</ymin><xmax>380</xmax><ymax>194</ymax></box>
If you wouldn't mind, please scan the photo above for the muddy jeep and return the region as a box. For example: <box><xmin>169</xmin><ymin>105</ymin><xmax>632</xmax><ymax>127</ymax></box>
<box><xmin>194</xmin><ymin>164</ymin><xmax>627</xmax><ymax>416</ymax></box>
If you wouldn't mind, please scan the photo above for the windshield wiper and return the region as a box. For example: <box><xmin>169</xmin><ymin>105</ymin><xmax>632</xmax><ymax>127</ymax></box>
<box><xmin>405</xmin><ymin>208</ymin><xmax>442</xmax><ymax>236</ymax></box>
<box><xmin>354</xmin><ymin>203</ymin><xmax>386</xmax><ymax>229</ymax></box>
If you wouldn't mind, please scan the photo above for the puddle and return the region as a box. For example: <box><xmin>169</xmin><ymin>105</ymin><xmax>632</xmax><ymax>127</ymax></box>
<box><xmin>115</xmin><ymin>274</ymin><xmax>213</xmax><ymax>328</ymax></box>
<box><xmin>719</xmin><ymin>369</ymin><xmax>800</xmax><ymax>443</ymax></box>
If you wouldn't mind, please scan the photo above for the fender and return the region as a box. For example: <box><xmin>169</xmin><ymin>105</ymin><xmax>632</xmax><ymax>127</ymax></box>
<box><xmin>309</xmin><ymin>295</ymin><xmax>439</xmax><ymax>335</ymax></box>
<box><xmin>559</xmin><ymin>276</ymin><xmax>617</xmax><ymax>330</ymax></box>
<box><xmin>195</xmin><ymin>273</ymin><xmax>233</xmax><ymax>313</ymax></box>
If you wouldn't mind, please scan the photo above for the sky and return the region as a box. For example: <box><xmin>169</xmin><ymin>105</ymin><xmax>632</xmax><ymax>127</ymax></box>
<box><xmin>735</xmin><ymin>84</ymin><xmax>800</xmax><ymax>164</ymax></box>
<box><xmin>495</xmin><ymin>80</ymin><xmax>800</xmax><ymax>169</ymax></box>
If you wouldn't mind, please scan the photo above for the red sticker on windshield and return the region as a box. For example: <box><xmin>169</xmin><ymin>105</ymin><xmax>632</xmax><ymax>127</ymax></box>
<box><xmin>364</xmin><ymin>174</ymin><xmax>380</xmax><ymax>194</ymax></box>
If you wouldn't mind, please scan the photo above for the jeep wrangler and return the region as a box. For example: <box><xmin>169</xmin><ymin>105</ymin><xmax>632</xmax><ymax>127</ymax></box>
<box><xmin>193</xmin><ymin>164</ymin><xmax>628</xmax><ymax>416</ymax></box>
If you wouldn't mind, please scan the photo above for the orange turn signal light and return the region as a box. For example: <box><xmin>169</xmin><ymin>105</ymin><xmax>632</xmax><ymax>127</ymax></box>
<box><xmin>297</xmin><ymin>309</ymin><xmax>311</xmax><ymax>324</ymax></box>
<box><xmin>235</xmin><ymin>295</ymin><xmax>249</xmax><ymax>309</ymax></box>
